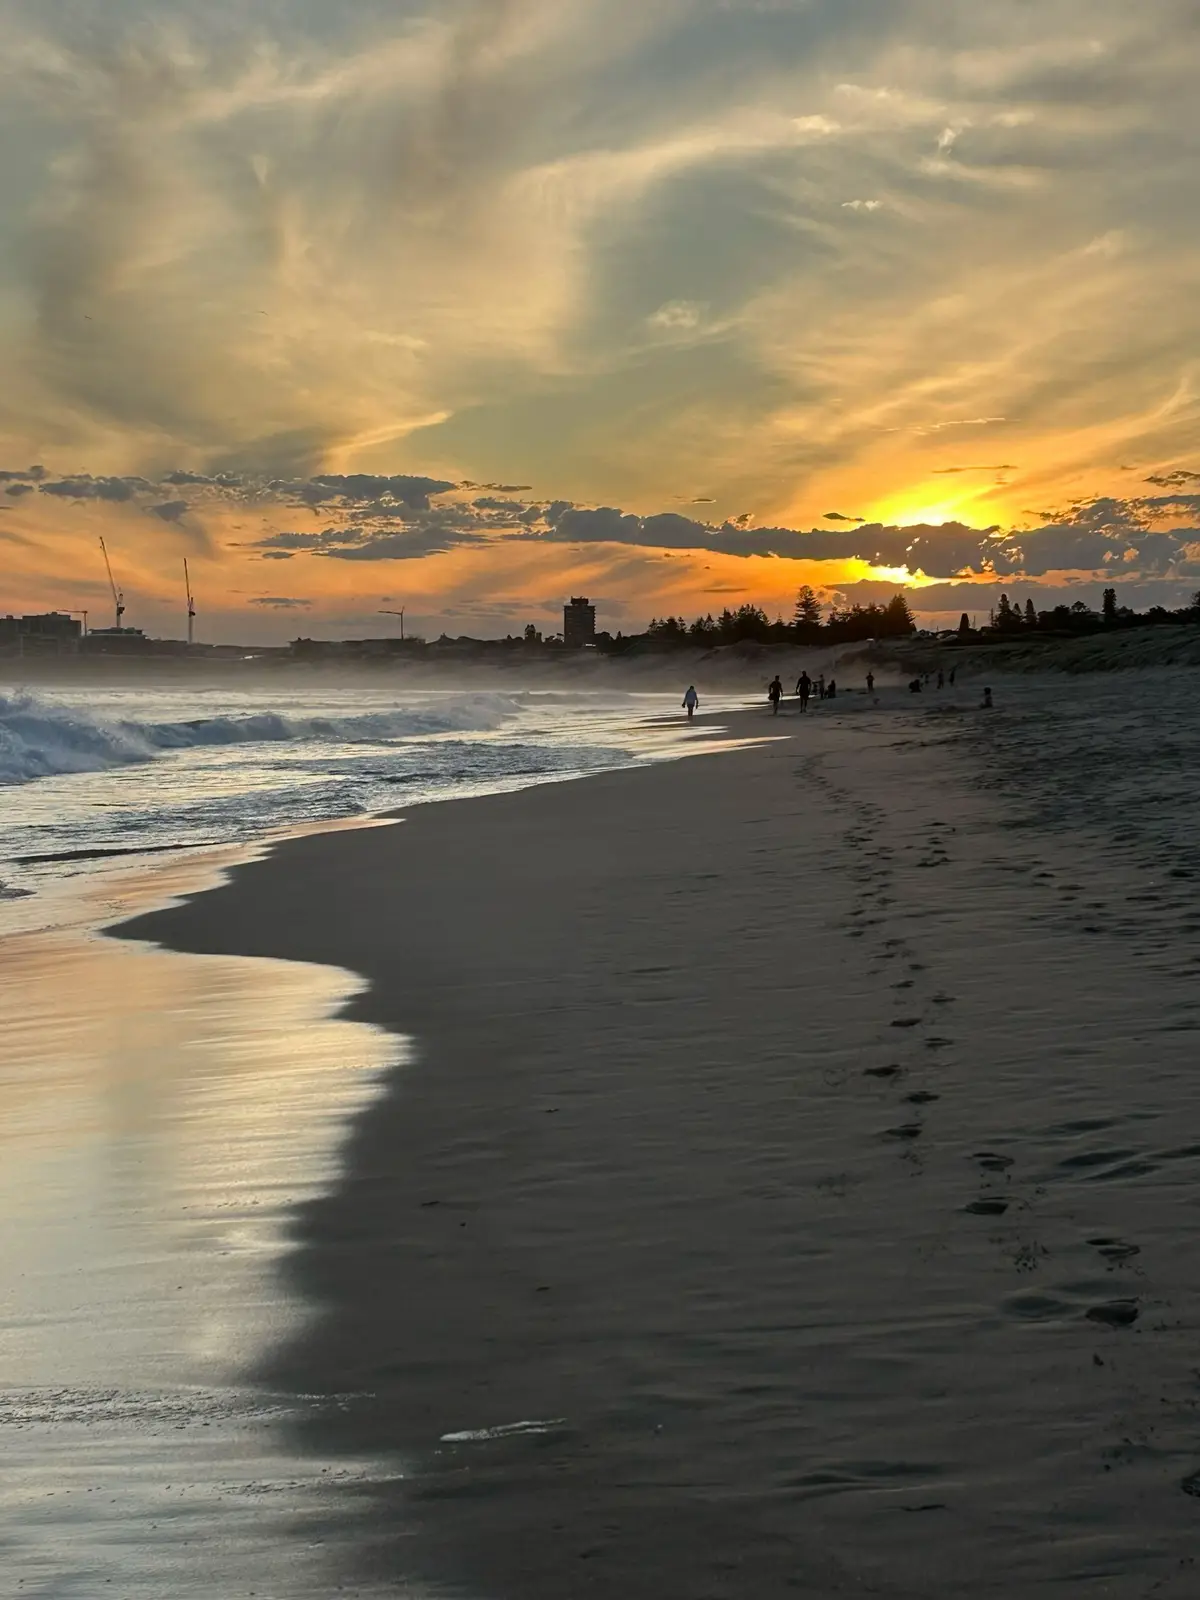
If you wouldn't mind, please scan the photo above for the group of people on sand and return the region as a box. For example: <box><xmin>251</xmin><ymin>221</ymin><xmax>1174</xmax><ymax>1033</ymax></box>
<box><xmin>683</xmin><ymin>666</ymin><xmax>992</xmax><ymax>719</ymax></box>
<box><xmin>770</xmin><ymin>671</ymin><xmax>837</xmax><ymax>713</ymax></box>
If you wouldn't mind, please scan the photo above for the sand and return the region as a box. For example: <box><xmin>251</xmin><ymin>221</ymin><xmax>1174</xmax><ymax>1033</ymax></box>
<box><xmin>119</xmin><ymin>693</ymin><xmax>1200</xmax><ymax>1598</ymax></box>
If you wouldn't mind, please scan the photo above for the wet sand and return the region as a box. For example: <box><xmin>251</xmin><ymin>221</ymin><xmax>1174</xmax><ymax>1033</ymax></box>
<box><xmin>119</xmin><ymin>703</ymin><xmax>1200</xmax><ymax>1598</ymax></box>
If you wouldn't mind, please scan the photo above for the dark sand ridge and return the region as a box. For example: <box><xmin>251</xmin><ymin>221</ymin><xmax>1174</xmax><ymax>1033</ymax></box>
<box><xmin>118</xmin><ymin>702</ymin><xmax>1200</xmax><ymax>1599</ymax></box>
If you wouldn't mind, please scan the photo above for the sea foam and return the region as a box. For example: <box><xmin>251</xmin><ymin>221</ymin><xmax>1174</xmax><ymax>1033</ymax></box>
<box><xmin>0</xmin><ymin>691</ymin><xmax>526</xmax><ymax>786</ymax></box>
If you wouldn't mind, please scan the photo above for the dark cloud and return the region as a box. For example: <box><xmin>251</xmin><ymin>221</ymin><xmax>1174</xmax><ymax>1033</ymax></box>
<box><xmin>245</xmin><ymin>516</ymin><xmax>487</xmax><ymax>561</ymax></box>
<box><xmin>0</xmin><ymin>466</ymin><xmax>46</xmax><ymax>482</ymax></box>
<box><xmin>823</xmin><ymin>511</ymin><xmax>865</xmax><ymax>522</ymax></box>
<box><xmin>472</xmin><ymin>497</ymin><xmax>527</xmax><ymax>512</ymax></box>
<box><xmin>1144</xmin><ymin>471</ymin><xmax>1200</xmax><ymax>488</ymax></box>
<box><xmin>5</xmin><ymin>483</ymin><xmax>34</xmax><ymax>498</ymax></box>
<box><xmin>931</xmin><ymin>466</ymin><xmax>1018</xmax><ymax>475</ymax></box>
<box><xmin>245</xmin><ymin>528</ymin><xmax>365</xmax><ymax>552</ymax></box>
<box><xmin>161</xmin><ymin>470</ymin><xmax>244</xmax><ymax>487</ymax></box>
<box><xmin>39</xmin><ymin>474</ymin><xmax>152</xmax><ymax>502</ymax></box>
<box><xmin>150</xmin><ymin>500</ymin><xmax>189</xmax><ymax>522</ymax></box>
<box><xmin>523</xmin><ymin>492</ymin><xmax>1200</xmax><ymax>584</ymax></box>
<box><xmin>276</xmin><ymin>474</ymin><xmax>457</xmax><ymax>511</ymax></box>
<box><xmin>324</xmin><ymin>526</ymin><xmax>489</xmax><ymax>561</ymax></box>
<box><xmin>249</xmin><ymin>596</ymin><xmax>313</xmax><ymax>609</ymax></box>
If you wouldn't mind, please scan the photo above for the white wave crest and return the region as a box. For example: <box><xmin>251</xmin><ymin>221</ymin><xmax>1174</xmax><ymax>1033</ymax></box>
<box><xmin>0</xmin><ymin>692</ymin><xmax>526</xmax><ymax>786</ymax></box>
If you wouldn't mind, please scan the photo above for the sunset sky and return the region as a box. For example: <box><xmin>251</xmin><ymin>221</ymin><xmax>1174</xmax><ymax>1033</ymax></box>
<box><xmin>2</xmin><ymin>0</ymin><xmax>1199</xmax><ymax>642</ymax></box>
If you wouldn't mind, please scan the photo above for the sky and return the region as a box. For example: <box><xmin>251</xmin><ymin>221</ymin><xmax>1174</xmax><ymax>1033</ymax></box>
<box><xmin>2</xmin><ymin>0</ymin><xmax>1199</xmax><ymax>643</ymax></box>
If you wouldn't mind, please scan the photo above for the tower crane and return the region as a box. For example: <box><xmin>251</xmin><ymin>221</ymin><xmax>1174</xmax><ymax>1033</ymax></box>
<box><xmin>379</xmin><ymin>607</ymin><xmax>405</xmax><ymax>639</ymax></box>
<box><xmin>184</xmin><ymin>559</ymin><xmax>196</xmax><ymax>646</ymax></box>
<box><xmin>99</xmin><ymin>537</ymin><xmax>125</xmax><ymax>629</ymax></box>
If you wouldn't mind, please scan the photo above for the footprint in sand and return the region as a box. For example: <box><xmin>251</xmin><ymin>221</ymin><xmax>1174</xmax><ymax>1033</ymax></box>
<box><xmin>1085</xmin><ymin>1300</ymin><xmax>1140</xmax><ymax>1328</ymax></box>
<box><xmin>964</xmin><ymin>1198</ymin><xmax>1009</xmax><ymax>1216</ymax></box>
<box><xmin>905</xmin><ymin>1091</ymin><xmax>940</xmax><ymax>1105</ymax></box>
<box><xmin>1088</xmin><ymin>1237</ymin><xmax>1142</xmax><ymax>1268</ymax></box>
<box><xmin>865</xmin><ymin>1064</ymin><xmax>904</xmax><ymax>1079</ymax></box>
<box><xmin>972</xmin><ymin>1151</ymin><xmax>1015</xmax><ymax>1173</ymax></box>
<box><xmin>891</xmin><ymin>1017</ymin><xmax>922</xmax><ymax>1029</ymax></box>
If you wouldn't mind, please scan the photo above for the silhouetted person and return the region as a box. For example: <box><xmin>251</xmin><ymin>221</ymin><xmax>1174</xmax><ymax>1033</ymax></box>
<box><xmin>768</xmin><ymin>676</ymin><xmax>783</xmax><ymax>714</ymax></box>
<box><xmin>817</xmin><ymin>674</ymin><xmax>826</xmax><ymax>700</ymax></box>
<box><xmin>981</xmin><ymin>686</ymin><xmax>993</xmax><ymax>709</ymax></box>
<box><xmin>866</xmin><ymin>671</ymin><xmax>875</xmax><ymax>693</ymax></box>
<box><xmin>796</xmin><ymin>671</ymin><xmax>812</xmax><ymax>711</ymax></box>
<box><xmin>937</xmin><ymin>669</ymin><xmax>945</xmax><ymax>689</ymax></box>
<box><xmin>683</xmin><ymin>685</ymin><xmax>699</xmax><ymax>720</ymax></box>
<box><xmin>949</xmin><ymin>667</ymin><xmax>957</xmax><ymax>686</ymax></box>
<box><xmin>826</xmin><ymin>678</ymin><xmax>836</xmax><ymax>699</ymax></box>
<box><xmin>909</xmin><ymin>677</ymin><xmax>922</xmax><ymax>693</ymax></box>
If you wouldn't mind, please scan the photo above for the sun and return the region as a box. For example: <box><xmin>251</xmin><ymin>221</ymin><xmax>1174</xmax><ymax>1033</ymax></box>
<box><xmin>866</xmin><ymin>477</ymin><xmax>1010</xmax><ymax>530</ymax></box>
<box><xmin>868</xmin><ymin>495</ymin><xmax>967</xmax><ymax>528</ymax></box>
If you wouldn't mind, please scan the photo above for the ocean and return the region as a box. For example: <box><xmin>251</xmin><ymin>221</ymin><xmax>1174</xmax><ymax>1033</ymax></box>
<box><xmin>0</xmin><ymin>682</ymin><xmax>736</xmax><ymax>914</ymax></box>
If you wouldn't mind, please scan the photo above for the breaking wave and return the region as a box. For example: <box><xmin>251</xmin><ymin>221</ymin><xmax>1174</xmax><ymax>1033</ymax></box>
<box><xmin>0</xmin><ymin>691</ymin><xmax>527</xmax><ymax>786</ymax></box>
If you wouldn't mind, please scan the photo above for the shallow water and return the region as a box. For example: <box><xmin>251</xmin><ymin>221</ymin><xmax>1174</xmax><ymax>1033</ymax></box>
<box><xmin>0</xmin><ymin>851</ymin><xmax>405</xmax><ymax>1597</ymax></box>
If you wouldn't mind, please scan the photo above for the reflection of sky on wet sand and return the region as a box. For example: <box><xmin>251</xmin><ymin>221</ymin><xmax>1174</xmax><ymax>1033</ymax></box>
<box><xmin>0</xmin><ymin>849</ymin><xmax>406</xmax><ymax>1596</ymax></box>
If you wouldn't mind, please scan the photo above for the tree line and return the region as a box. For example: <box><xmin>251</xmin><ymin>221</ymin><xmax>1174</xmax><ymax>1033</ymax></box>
<box><xmin>964</xmin><ymin>587</ymin><xmax>1200</xmax><ymax>638</ymax></box>
<box><xmin>640</xmin><ymin>588</ymin><xmax>916</xmax><ymax>648</ymax></box>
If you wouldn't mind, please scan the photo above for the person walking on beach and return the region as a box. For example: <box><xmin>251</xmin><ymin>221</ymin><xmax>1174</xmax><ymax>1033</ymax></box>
<box><xmin>768</xmin><ymin>676</ymin><xmax>783</xmax><ymax>714</ymax></box>
<box><xmin>866</xmin><ymin>671</ymin><xmax>875</xmax><ymax>693</ymax></box>
<box><xmin>817</xmin><ymin>673</ymin><xmax>826</xmax><ymax>700</ymax></box>
<box><xmin>683</xmin><ymin>685</ymin><xmax>699</xmax><ymax>720</ymax></box>
<box><xmin>937</xmin><ymin>669</ymin><xmax>945</xmax><ymax>689</ymax></box>
<box><xmin>949</xmin><ymin>666</ymin><xmax>957</xmax><ymax>686</ymax></box>
<box><xmin>795</xmin><ymin>671</ymin><xmax>812</xmax><ymax>711</ymax></box>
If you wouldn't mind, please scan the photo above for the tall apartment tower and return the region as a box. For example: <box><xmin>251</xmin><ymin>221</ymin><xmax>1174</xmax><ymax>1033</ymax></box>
<box><xmin>563</xmin><ymin>596</ymin><xmax>596</xmax><ymax>647</ymax></box>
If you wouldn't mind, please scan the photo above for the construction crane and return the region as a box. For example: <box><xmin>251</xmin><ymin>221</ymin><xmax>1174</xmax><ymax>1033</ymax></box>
<box><xmin>99</xmin><ymin>537</ymin><xmax>125</xmax><ymax>629</ymax></box>
<box><xmin>379</xmin><ymin>608</ymin><xmax>405</xmax><ymax>639</ymax></box>
<box><xmin>184</xmin><ymin>559</ymin><xmax>196</xmax><ymax>646</ymax></box>
<box><xmin>65</xmin><ymin>609</ymin><xmax>89</xmax><ymax>637</ymax></box>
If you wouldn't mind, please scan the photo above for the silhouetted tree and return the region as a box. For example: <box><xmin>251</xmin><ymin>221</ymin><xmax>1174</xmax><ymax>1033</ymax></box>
<box><xmin>1024</xmin><ymin>598</ymin><xmax>1037</xmax><ymax>628</ymax></box>
<box><xmin>958</xmin><ymin>612</ymin><xmax>972</xmax><ymax>637</ymax></box>
<box><xmin>792</xmin><ymin>585</ymin><xmax>823</xmax><ymax>639</ymax></box>
<box><xmin>881</xmin><ymin>593</ymin><xmax>917</xmax><ymax>637</ymax></box>
<box><xmin>1102</xmin><ymin>587</ymin><xmax>1117</xmax><ymax>625</ymax></box>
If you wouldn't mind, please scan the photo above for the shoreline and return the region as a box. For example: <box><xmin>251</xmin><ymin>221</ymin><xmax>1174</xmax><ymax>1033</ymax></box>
<box><xmin>0</xmin><ymin>839</ymin><xmax>401</xmax><ymax>1596</ymax></box>
<box><xmin>116</xmin><ymin>698</ymin><xmax>1200</xmax><ymax>1598</ymax></box>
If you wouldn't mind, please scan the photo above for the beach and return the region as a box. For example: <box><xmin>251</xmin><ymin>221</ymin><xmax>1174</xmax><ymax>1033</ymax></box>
<box><xmin>116</xmin><ymin>682</ymin><xmax>1200</xmax><ymax>1599</ymax></box>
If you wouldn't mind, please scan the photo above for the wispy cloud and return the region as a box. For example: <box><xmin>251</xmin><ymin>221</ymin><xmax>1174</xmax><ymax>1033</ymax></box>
<box><xmin>0</xmin><ymin>0</ymin><xmax>1198</xmax><ymax>632</ymax></box>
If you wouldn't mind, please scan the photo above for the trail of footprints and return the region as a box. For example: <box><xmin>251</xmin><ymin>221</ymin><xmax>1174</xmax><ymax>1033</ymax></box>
<box><xmin>801</xmin><ymin>754</ymin><xmax>1200</xmax><ymax>1522</ymax></box>
<box><xmin>805</xmin><ymin>758</ymin><xmax>1154</xmax><ymax>1341</ymax></box>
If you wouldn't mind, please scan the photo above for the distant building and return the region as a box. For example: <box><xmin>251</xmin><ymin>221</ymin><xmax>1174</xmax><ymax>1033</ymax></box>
<box><xmin>0</xmin><ymin>612</ymin><xmax>81</xmax><ymax>642</ymax></box>
<box><xmin>0</xmin><ymin>613</ymin><xmax>82</xmax><ymax>654</ymax></box>
<box><xmin>82</xmin><ymin>627</ymin><xmax>148</xmax><ymax>654</ymax></box>
<box><xmin>563</xmin><ymin>596</ymin><xmax>596</xmax><ymax>648</ymax></box>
